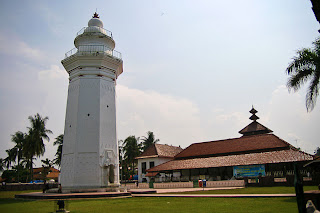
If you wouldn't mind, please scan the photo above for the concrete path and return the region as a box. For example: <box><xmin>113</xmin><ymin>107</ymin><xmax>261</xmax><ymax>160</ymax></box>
<box><xmin>15</xmin><ymin>187</ymin><xmax>297</xmax><ymax>199</ymax></box>
<box><xmin>155</xmin><ymin>187</ymin><xmax>243</xmax><ymax>193</ymax></box>
<box><xmin>15</xmin><ymin>191</ymin><xmax>131</xmax><ymax>200</ymax></box>
<box><xmin>130</xmin><ymin>187</ymin><xmax>296</xmax><ymax>198</ymax></box>
<box><xmin>132</xmin><ymin>193</ymin><xmax>296</xmax><ymax>198</ymax></box>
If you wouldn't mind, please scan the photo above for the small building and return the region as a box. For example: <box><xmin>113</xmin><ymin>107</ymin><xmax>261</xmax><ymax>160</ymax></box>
<box><xmin>147</xmin><ymin>108</ymin><xmax>315</xmax><ymax>183</ymax></box>
<box><xmin>33</xmin><ymin>167</ymin><xmax>60</xmax><ymax>182</ymax></box>
<box><xmin>136</xmin><ymin>144</ymin><xmax>183</xmax><ymax>183</ymax></box>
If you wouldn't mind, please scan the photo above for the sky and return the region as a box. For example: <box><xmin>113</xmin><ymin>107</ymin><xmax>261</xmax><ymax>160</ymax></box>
<box><xmin>0</xmin><ymin>0</ymin><xmax>319</xmax><ymax>168</ymax></box>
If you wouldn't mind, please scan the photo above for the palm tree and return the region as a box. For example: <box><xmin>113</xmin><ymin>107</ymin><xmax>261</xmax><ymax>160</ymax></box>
<box><xmin>20</xmin><ymin>156</ymin><xmax>35</xmax><ymax>181</ymax></box>
<box><xmin>53</xmin><ymin>134</ymin><xmax>63</xmax><ymax>167</ymax></box>
<box><xmin>118</xmin><ymin>141</ymin><xmax>124</xmax><ymax>181</ymax></box>
<box><xmin>41</xmin><ymin>158</ymin><xmax>53</xmax><ymax>168</ymax></box>
<box><xmin>315</xmin><ymin>147</ymin><xmax>320</xmax><ymax>156</ymax></box>
<box><xmin>122</xmin><ymin>136</ymin><xmax>141</xmax><ymax>177</ymax></box>
<box><xmin>4</xmin><ymin>149</ymin><xmax>16</xmax><ymax>169</ymax></box>
<box><xmin>0</xmin><ymin>158</ymin><xmax>4</xmax><ymax>171</ymax></box>
<box><xmin>24</xmin><ymin>113</ymin><xmax>53</xmax><ymax>181</ymax></box>
<box><xmin>286</xmin><ymin>37</ymin><xmax>320</xmax><ymax>112</ymax></box>
<box><xmin>141</xmin><ymin>131</ymin><xmax>160</xmax><ymax>152</ymax></box>
<box><xmin>41</xmin><ymin>158</ymin><xmax>54</xmax><ymax>181</ymax></box>
<box><xmin>10</xmin><ymin>131</ymin><xmax>26</xmax><ymax>182</ymax></box>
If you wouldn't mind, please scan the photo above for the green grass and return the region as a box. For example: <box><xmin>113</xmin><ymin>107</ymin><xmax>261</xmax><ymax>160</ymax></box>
<box><xmin>0</xmin><ymin>196</ymin><xmax>298</xmax><ymax>213</ymax></box>
<box><xmin>167</xmin><ymin>186</ymin><xmax>319</xmax><ymax>194</ymax></box>
<box><xmin>0</xmin><ymin>190</ymin><xmax>41</xmax><ymax>199</ymax></box>
<box><xmin>1</xmin><ymin>187</ymin><xmax>316</xmax><ymax>213</ymax></box>
<box><xmin>67</xmin><ymin>197</ymin><xmax>298</xmax><ymax>213</ymax></box>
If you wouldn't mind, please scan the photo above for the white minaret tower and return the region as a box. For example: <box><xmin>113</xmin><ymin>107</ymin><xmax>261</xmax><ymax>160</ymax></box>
<box><xmin>60</xmin><ymin>13</ymin><xmax>123</xmax><ymax>191</ymax></box>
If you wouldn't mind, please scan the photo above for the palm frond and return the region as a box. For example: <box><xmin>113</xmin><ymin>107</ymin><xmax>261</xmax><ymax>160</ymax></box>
<box><xmin>286</xmin><ymin>37</ymin><xmax>320</xmax><ymax>112</ymax></box>
<box><xmin>286</xmin><ymin>49</ymin><xmax>316</xmax><ymax>75</ymax></box>
<box><xmin>306</xmin><ymin>70</ymin><xmax>320</xmax><ymax>111</ymax></box>
<box><xmin>313</xmin><ymin>37</ymin><xmax>320</xmax><ymax>57</ymax></box>
<box><xmin>287</xmin><ymin>68</ymin><xmax>313</xmax><ymax>91</ymax></box>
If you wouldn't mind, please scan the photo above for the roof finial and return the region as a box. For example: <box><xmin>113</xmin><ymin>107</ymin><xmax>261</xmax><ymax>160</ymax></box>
<box><xmin>249</xmin><ymin>106</ymin><xmax>259</xmax><ymax>121</ymax></box>
<box><xmin>93</xmin><ymin>12</ymin><xmax>99</xmax><ymax>18</ymax></box>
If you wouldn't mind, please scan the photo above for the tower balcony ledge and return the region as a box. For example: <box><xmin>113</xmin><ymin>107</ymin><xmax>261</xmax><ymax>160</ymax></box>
<box><xmin>64</xmin><ymin>45</ymin><xmax>122</xmax><ymax>60</ymax></box>
<box><xmin>61</xmin><ymin>50</ymin><xmax>123</xmax><ymax>78</ymax></box>
<box><xmin>77</xmin><ymin>26</ymin><xmax>113</xmax><ymax>38</ymax></box>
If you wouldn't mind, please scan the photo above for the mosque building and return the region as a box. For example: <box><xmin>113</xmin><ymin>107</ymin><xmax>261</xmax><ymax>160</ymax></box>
<box><xmin>142</xmin><ymin>108</ymin><xmax>315</xmax><ymax>184</ymax></box>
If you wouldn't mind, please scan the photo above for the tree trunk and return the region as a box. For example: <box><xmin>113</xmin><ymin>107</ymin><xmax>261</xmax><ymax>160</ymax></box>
<box><xmin>30</xmin><ymin>159</ymin><xmax>33</xmax><ymax>182</ymax></box>
<box><xmin>17</xmin><ymin>155</ymin><xmax>20</xmax><ymax>183</ymax></box>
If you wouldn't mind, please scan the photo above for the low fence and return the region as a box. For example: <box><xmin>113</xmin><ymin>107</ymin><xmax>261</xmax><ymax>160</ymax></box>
<box><xmin>124</xmin><ymin>180</ymin><xmax>244</xmax><ymax>189</ymax></box>
<box><xmin>206</xmin><ymin>180</ymin><xmax>245</xmax><ymax>188</ymax></box>
<box><xmin>1</xmin><ymin>183</ymin><xmax>58</xmax><ymax>191</ymax></box>
<box><xmin>124</xmin><ymin>183</ymin><xmax>149</xmax><ymax>189</ymax></box>
<box><xmin>154</xmin><ymin>182</ymin><xmax>193</xmax><ymax>189</ymax></box>
<box><xmin>245</xmin><ymin>175</ymin><xmax>319</xmax><ymax>187</ymax></box>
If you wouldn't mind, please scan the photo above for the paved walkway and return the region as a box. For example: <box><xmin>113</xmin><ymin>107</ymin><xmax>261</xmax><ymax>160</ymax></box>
<box><xmin>132</xmin><ymin>193</ymin><xmax>296</xmax><ymax>198</ymax></box>
<box><xmin>15</xmin><ymin>191</ymin><xmax>131</xmax><ymax>200</ymax></box>
<box><xmin>130</xmin><ymin>187</ymin><xmax>296</xmax><ymax>198</ymax></box>
<box><xmin>15</xmin><ymin>187</ymin><xmax>297</xmax><ymax>199</ymax></box>
<box><xmin>155</xmin><ymin>187</ymin><xmax>243</xmax><ymax>193</ymax></box>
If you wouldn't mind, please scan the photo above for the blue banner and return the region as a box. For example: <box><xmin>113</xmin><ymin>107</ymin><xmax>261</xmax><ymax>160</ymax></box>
<box><xmin>233</xmin><ymin>165</ymin><xmax>265</xmax><ymax>177</ymax></box>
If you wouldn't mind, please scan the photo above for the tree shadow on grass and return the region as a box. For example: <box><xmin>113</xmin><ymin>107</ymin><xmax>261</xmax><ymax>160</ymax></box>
<box><xmin>283</xmin><ymin>198</ymin><xmax>297</xmax><ymax>203</ymax></box>
<box><xmin>0</xmin><ymin>198</ymin><xmax>35</xmax><ymax>204</ymax></box>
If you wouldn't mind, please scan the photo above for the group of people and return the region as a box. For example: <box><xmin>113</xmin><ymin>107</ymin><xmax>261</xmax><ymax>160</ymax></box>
<box><xmin>42</xmin><ymin>180</ymin><xmax>62</xmax><ymax>193</ymax></box>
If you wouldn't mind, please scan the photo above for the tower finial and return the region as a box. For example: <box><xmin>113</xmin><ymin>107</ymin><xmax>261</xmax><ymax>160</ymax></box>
<box><xmin>93</xmin><ymin>12</ymin><xmax>99</xmax><ymax>18</ymax></box>
<box><xmin>249</xmin><ymin>106</ymin><xmax>259</xmax><ymax>121</ymax></box>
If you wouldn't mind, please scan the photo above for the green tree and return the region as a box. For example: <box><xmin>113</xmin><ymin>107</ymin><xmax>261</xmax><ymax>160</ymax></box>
<box><xmin>286</xmin><ymin>37</ymin><xmax>320</xmax><ymax>112</ymax></box>
<box><xmin>118</xmin><ymin>142</ymin><xmax>125</xmax><ymax>181</ymax></box>
<box><xmin>53</xmin><ymin>134</ymin><xmax>63</xmax><ymax>167</ymax></box>
<box><xmin>122</xmin><ymin>136</ymin><xmax>141</xmax><ymax>178</ymax></box>
<box><xmin>23</xmin><ymin>113</ymin><xmax>53</xmax><ymax>181</ymax></box>
<box><xmin>41</xmin><ymin>158</ymin><xmax>54</xmax><ymax>181</ymax></box>
<box><xmin>1</xmin><ymin>170</ymin><xmax>16</xmax><ymax>183</ymax></box>
<box><xmin>0</xmin><ymin>158</ymin><xmax>4</xmax><ymax>172</ymax></box>
<box><xmin>141</xmin><ymin>131</ymin><xmax>160</xmax><ymax>152</ymax></box>
<box><xmin>20</xmin><ymin>156</ymin><xmax>35</xmax><ymax>182</ymax></box>
<box><xmin>4</xmin><ymin>149</ymin><xmax>16</xmax><ymax>169</ymax></box>
<box><xmin>315</xmin><ymin>147</ymin><xmax>320</xmax><ymax>156</ymax></box>
<box><xmin>10</xmin><ymin>131</ymin><xmax>26</xmax><ymax>182</ymax></box>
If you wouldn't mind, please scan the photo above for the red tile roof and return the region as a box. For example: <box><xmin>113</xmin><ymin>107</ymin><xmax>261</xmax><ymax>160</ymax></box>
<box><xmin>33</xmin><ymin>167</ymin><xmax>60</xmax><ymax>173</ymax></box>
<box><xmin>46</xmin><ymin>171</ymin><xmax>60</xmax><ymax>179</ymax></box>
<box><xmin>137</xmin><ymin>144</ymin><xmax>183</xmax><ymax>159</ymax></box>
<box><xmin>175</xmin><ymin>134</ymin><xmax>291</xmax><ymax>159</ymax></box>
<box><xmin>33</xmin><ymin>167</ymin><xmax>60</xmax><ymax>180</ymax></box>
<box><xmin>239</xmin><ymin>121</ymin><xmax>273</xmax><ymax>136</ymax></box>
<box><xmin>145</xmin><ymin>172</ymin><xmax>159</xmax><ymax>177</ymax></box>
<box><xmin>137</xmin><ymin>144</ymin><xmax>158</xmax><ymax>158</ymax></box>
<box><xmin>147</xmin><ymin>149</ymin><xmax>314</xmax><ymax>172</ymax></box>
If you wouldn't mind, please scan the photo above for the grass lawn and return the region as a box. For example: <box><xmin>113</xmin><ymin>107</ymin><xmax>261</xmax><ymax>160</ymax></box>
<box><xmin>0</xmin><ymin>187</ymin><xmax>316</xmax><ymax>213</ymax></box>
<box><xmin>0</xmin><ymin>196</ymin><xmax>298</xmax><ymax>213</ymax></box>
<box><xmin>167</xmin><ymin>186</ymin><xmax>319</xmax><ymax>194</ymax></box>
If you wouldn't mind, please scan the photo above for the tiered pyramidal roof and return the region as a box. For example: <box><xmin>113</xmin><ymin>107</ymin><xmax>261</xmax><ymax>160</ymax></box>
<box><xmin>239</xmin><ymin>107</ymin><xmax>273</xmax><ymax>136</ymax></box>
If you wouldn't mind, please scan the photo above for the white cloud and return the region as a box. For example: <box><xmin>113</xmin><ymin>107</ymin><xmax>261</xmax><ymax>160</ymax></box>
<box><xmin>0</xmin><ymin>33</ymin><xmax>46</xmax><ymax>61</ymax></box>
<box><xmin>116</xmin><ymin>85</ymin><xmax>205</xmax><ymax>148</ymax></box>
<box><xmin>200</xmin><ymin>108</ymin><xmax>249</xmax><ymax>141</ymax></box>
<box><xmin>115</xmin><ymin>83</ymin><xmax>320</xmax><ymax>154</ymax></box>
<box><xmin>266</xmin><ymin>85</ymin><xmax>320</xmax><ymax>154</ymax></box>
<box><xmin>38</xmin><ymin>65</ymin><xmax>68</xmax><ymax>80</ymax></box>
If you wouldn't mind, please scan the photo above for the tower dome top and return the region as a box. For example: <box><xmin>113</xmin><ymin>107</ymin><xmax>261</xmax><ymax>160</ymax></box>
<box><xmin>88</xmin><ymin>12</ymin><xmax>103</xmax><ymax>28</ymax></box>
